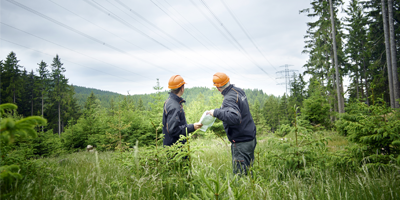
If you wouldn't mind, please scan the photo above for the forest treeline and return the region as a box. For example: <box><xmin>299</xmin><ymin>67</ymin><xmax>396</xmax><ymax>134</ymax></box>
<box><xmin>1</xmin><ymin>0</ymin><xmax>400</xmax><ymax>197</ymax></box>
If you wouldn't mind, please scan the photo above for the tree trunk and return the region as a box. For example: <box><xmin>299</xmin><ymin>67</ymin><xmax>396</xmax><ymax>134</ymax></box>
<box><xmin>58</xmin><ymin>101</ymin><xmax>61</xmax><ymax>136</ymax></box>
<box><xmin>361</xmin><ymin>40</ymin><xmax>370</xmax><ymax>106</ymax></box>
<box><xmin>329</xmin><ymin>0</ymin><xmax>344</xmax><ymax>113</ymax></box>
<box><xmin>382</xmin><ymin>0</ymin><xmax>395</xmax><ymax>108</ymax></box>
<box><xmin>356</xmin><ymin>68</ymin><xmax>359</xmax><ymax>99</ymax></box>
<box><xmin>388</xmin><ymin>0</ymin><xmax>400</xmax><ymax>108</ymax></box>
<box><xmin>360</xmin><ymin>75</ymin><xmax>364</xmax><ymax>100</ymax></box>
<box><xmin>13</xmin><ymin>86</ymin><xmax>15</xmax><ymax>104</ymax></box>
<box><xmin>31</xmin><ymin>95</ymin><xmax>33</xmax><ymax>116</ymax></box>
<box><xmin>41</xmin><ymin>92</ymin><xmax>44</xmax><ymax>131</ymax></box>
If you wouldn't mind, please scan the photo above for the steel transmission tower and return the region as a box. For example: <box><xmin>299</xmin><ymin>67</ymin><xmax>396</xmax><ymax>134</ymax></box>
<box><xmin>276</xmin><ymin>64</ymin><xmax>298</xmax><ymax>95</ymax></box>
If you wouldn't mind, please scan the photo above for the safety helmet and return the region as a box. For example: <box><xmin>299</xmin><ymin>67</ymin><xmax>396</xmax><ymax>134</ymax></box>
<box><xmin>168</xmin><ymin>75</ymin><xmax>186</xmax><ymax>89</ymax></box>
<box><xmin>213</xmin><ymin>72</ymin><xmax>230</xmax><ymax>87</ymax></box>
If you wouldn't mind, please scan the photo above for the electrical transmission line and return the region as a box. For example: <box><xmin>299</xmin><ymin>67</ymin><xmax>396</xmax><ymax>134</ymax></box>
<box><xmin>276</xmin><ymin>64</ymin><xmax>298</xmax><ymax>95</ymax></box>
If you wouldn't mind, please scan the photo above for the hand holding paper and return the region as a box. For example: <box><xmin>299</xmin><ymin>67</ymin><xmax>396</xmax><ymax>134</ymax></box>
<box><xmin>193</xmin><ymin>123</ymin><xmax>203</xmax><ymax>130</ymax></box>
<box><xmin>206</xmin><ymin>110</ymin><xmax>214</xmax><ymax>117</ymax></box>
<box><xmin>198</xmin><ymin>110</ymin><xmax>216</xmax><ymax>132</ymax></box>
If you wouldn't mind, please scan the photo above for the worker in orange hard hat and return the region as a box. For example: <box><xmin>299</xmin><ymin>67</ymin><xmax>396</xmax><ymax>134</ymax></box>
<box><xmin>162</xmin><ymin>75</ymin><xmax>203</xmax><ymax>146</ymax></box>
<box><xmin>207</xmin><ymin>72</ymin><xmax>257</xmax><ymax>175</ymax></box>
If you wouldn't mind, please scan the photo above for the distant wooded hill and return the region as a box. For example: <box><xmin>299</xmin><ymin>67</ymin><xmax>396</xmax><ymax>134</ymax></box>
<box><xmin>73</xmin><ymin>85</ymin><xmax>272</xmax><ymax>110</ymax></box>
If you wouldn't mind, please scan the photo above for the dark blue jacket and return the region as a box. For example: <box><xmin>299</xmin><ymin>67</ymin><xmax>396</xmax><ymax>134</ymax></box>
<box><xmin>213</xmin><ymin>84</ymin><xmax>256</xmax><ymax>143</ymax></box>
<box><xmin>162</xmin><ymin>93</ymin><xmax>195</xmax><ymax>146</ymax></box>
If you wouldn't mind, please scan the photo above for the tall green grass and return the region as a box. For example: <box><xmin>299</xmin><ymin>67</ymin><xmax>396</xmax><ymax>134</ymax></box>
<box><xmin>6</xmin><ymin>135</ymin><xmax>400</xmax><ymax>199</ymax></box>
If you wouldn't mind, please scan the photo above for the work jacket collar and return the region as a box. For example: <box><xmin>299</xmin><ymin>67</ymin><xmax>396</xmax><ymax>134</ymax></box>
<box><xmin>169</xmin><ymin>92</ymin><xmax>186</xmax><ymax>104</ymax></box>
<box><xmin>221</xmin><ymin>84</ymin><xmax>234</xmax><ymax>96</ymax></box>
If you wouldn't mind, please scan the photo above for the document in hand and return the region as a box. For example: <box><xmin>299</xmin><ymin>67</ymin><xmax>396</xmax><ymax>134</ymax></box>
<box><xmin>198</xmin><ymin>111</ymin><xmax>216</xmax><ymax>132</ymax></box>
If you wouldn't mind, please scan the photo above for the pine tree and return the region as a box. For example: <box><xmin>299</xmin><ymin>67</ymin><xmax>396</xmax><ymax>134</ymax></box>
<box><xmin>2</xmin><ymin>52</ymin><xmax>23</xmax><ymax>105</ymax></box>
<box><xmin>344</xmin><ymin>0</ymin><xmax>370</xmax><ymax>103</ymax></box>
<box><xmin>137</xmin><ymin>97</ymin><xmax>145</xmax><ymax>111</ymax></box>
<box><xmin>362</xmin><ymin>0</ymin><xmax>399</xmax><ymax>106</ymax></box>
<box><xmin>0</xmin><ymin>60</ymin><xmax>3</xmax><ymax>104</ymax></box>
<box><xmin>301</xmin><ymin>0</ymin><xmax>345</xmax><ymax>115</ymax></box>
<box><xmin>48</xmin><ymin>55</ymin><xmax>68</xmax><ymax>135</ymax></box>
<box><xmin>330</xmin><ymin>0</ymin><xmax>345</xmax><ymax>113</ymax></box>
<box><xmin>36</xmin><ymin>60</ymin><xmax>49</xmax><ymax>120</ymax></box>
<box><xmin>387</xmin><ymin>0</ymin><xmax>399</xmax><ymax>108</ymax></box>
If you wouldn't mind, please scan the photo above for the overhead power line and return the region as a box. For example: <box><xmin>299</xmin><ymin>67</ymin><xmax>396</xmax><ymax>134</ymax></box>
<box><xmin>1</xmin><ymin>38</ymin><xmax>141</xmax><ymax>83</ymax></box>
<box><xmin>48</xmin><ymin>0</ymin><xmax>152</xmax><ymax>56</ymax></box>
<box><xmin>83</xmin><ymin>0</ymin><xmax>222</xmax><ymax>75</ymax></box>
<box><xmin>220</xmin><ymin>0</ymin><xmax>277</xmax><ymax>71</ymax></box>
<box><xmin>5</xmin><ymin>0</ymin><xmax>176</xmax><ymax>74</ymax></box>
<box><xmin>1</xmin><ymin>22</ymin><xmax>151</xmax><ymax>79</ymax></box>
<box><xmin>199</xmin><ymin>0</ymin><xmax>277</xmax><ymax>83</ymax></box>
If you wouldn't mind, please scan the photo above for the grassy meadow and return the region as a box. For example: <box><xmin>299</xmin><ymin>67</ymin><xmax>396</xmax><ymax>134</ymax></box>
<box><xmin>6</xmin><ymin>132</ymin><xmax>400</xmax><ymax>200</ymax></box>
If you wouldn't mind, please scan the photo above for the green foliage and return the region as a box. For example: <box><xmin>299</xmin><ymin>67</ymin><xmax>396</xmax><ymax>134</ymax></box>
<box><xmin>0</xmin><ymin>104</ymin><xmax>47</xmax><ymax>144</ymax></box>
<box><xmin>0</xmin><ymin>103</ymin><xmax>47</xmax><ymax>194</ymax></box>
<box><xmin>301</xmin><ymin>79</ymin><xmax>331</xmax><ymax>129</ymax></box>
<box><xmin>275</xmin><ymin>124</ymin><xmax>292</xmax><ymax>137</ymax></box>
<box><xmin>336</xmin><ymin>99</ymin><xmax>400</xmax><ymax>167</ymax></box>
<box><xmin>265</xmin><ymin>106</ymin><xmax>331</xmax><ymax>174</ymax></box>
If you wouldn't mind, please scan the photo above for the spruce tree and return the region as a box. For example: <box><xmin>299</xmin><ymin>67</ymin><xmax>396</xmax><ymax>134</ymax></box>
<box><xmin>36</xmin><ymin>61</ymin><xmax>49</xmax><ymax>119</ymax></box>
<box><xmin>48</xmin><ymin>55</ymin><xmax>68</xmax><ymax>135</ymax></box>
<box><xmin>301</xmin><ymin>0</ymin><xmax>345</xmax><ymax>115</ymax></box>
<box><xmin>344</xmin><ymin>0</ymin><xmax>369</xmax><ymax>103</ymax></box>
<box><xmin>2</xmin><ymin>52</ymin><xmax>23</xmax><ymax>105</ymax></box>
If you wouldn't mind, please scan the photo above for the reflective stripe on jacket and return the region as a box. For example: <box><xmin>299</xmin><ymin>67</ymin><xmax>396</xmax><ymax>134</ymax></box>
<box><xmin>162</xmin><ymin>92</ymin><xmax>195</xmax><ymax>146</ymax></box>
<box><xmin>213</xmin><ymin>84</ymin><xmax>256</xmax><ymax>143</ymax></box>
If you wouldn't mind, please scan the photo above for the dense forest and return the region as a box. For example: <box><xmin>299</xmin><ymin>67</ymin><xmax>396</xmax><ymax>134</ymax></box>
<box><xmin>1</xmin><ymin>0</ymin><xmax>400</xmax><ymax>199</ymax></box>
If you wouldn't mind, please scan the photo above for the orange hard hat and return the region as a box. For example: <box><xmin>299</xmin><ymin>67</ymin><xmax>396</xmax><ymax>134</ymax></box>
<box><xmin>213</xmin><ymin>72</ymin><xmax>230</xmax><ymax>87</ymax></box>
<box><xmin>168</xmin><ymin>75</ymin><xmax>186</xmax><ymax>89</ymax></box>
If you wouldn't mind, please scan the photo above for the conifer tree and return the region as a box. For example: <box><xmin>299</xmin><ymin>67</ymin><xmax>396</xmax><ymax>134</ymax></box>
<box><xmin>344</xmin><ymin>0</ymin><xmax>369</xmax><ymax>103</ymax></box>
<box><xmin>48</xmin><ymin>55</ymin><xmax>68</xmax><ymax>135</ymax></box>
<box><xmin>301</xmin><ymin>0</ymin><xmax>345</xmax><ymax>115</ymax></box>
<box><xmin>387</xmin><ymin>0</ymin><xmax>399</xmax><ymax>108</ymax></box>
<box><xmin>36</xmin><ymin>60</ymin><xmax>49</xmax><ymax>120</ymax></box>
<box><xmin>0</xmin><ymin>60</ymin><xmax>3</xmax><ymax>104</ymax></box>
<box><xmin>2</xmin><ymin>52</ymin><xmax>23</xmax><ymax>105</ymax></box>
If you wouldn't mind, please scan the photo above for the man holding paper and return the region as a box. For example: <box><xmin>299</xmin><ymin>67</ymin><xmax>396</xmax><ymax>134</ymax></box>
<box><xmin>162</xmin><ymin>75</ymin><xmax>203</xmax><ymax>146</ymax></box>
<box><xmin>207</xmin><ymin>72</ymin><xmax>257</xmax><ymax>175</ymax></box>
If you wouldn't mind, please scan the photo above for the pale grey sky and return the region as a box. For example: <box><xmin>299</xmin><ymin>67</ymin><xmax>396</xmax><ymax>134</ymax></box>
<box><xmin>1</xmin><ymin>0</ymin><xmax>335</xmax><ymax>96</ymax></box>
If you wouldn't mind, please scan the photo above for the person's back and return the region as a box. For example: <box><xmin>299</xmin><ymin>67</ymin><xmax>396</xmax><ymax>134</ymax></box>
<box><xmin>218</xmin><ymin>84</ymin><xmax>256</xmax><ymax>143</ymax></box>
<box><xmin>208</xmin><ymin>72</ymin><xmax>257</xmax><ymax>175</ymax></box>
<box><xmin>162</xmin><ymin>75</ymin><xmax>202</xmax><ymax>146</ymax></box>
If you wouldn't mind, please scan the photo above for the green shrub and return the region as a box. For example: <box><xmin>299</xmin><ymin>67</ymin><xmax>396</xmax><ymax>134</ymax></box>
<box><xmin>336</xmin><ymin>99</ymin><xmax>400</xmax><ymax>167</ymax></box>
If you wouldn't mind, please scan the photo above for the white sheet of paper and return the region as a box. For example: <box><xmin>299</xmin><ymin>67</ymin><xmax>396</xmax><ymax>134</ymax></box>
<box><xmin>198</xmin><ymin>111</ymin><xmax>216</xmax><ymax>132</ymax></box>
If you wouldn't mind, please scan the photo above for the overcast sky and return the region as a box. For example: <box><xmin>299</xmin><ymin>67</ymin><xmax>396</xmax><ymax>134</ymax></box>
<box><xmin>1</xmin><ymin>0</ymin><xmax>339</xmax><ymax>96</ymax></box>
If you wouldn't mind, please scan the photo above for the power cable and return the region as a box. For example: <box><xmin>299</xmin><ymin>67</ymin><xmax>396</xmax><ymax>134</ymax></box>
<box><xmin>114</xmin><ymin>0</ymin><xmax>236</xmax><ymax>74</ymax></box>
<box><xmin>83</xmin><ymin>0</ymin><xmax>219</xmax><ymax>75</ymax></box>
<box><xmin>199</xmin><ymin>0</ymin><xmax>278</xmax><ymax>83</ymax></box>
<box><xmin>1</xmin><ymin>38</ymin><xmax>141</xmax><ymax>83</ymax></box>
<box><xmin>47</xmin><ymin>0</ymin><xmax>154</xmax><ymax>56</ymax></box>
<box><xmin>49</xmin><ymin>0</ymin><xmax>210</xmax><ymax>80</ymax></box>
<box><xmin>149</xmin><ymin>0</ymin><xmax>212</xmax><ymax>52</ymax></box>
<box><xmin>189</xmin><ymin>0</ymin><xmax>241</xmax><ymax>51</ymax></box>
<box><xmin>150</xmin><ymin>0</ymin><xmax>246</xmax><ymax>75</ymax></box>
<box><xmin>5</xmin><ymin>0</ymin><xmax>176</xmax><ymax>74</ymax></box>
<box><xmin>189</xmin><ymin>0</ymin><xmax>279</xmax><ymax>84</ymax></box>
<box><xmin>1</xmin><ymin>22</ymin><xmax>151</xmax><ymax>79</ymax></box>
<box><xmin>220</xmin><ymin>0</ymin><xmax>277</xmax><ymax>71</ymax></box>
